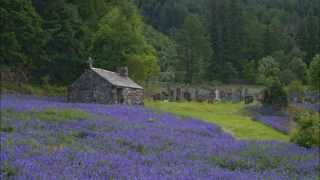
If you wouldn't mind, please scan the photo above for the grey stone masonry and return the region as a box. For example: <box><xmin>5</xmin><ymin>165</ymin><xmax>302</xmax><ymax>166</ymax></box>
<box><xmin>68</xmin><ymin>67</ymin><xmax>144</xmax><ymax>105</ymax></box>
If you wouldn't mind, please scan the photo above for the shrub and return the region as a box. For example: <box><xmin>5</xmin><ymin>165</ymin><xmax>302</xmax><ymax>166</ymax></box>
<box><xmin>285</xmin><ymin>81</ymin><xmax>305</xmax><ymax>103</ymax></box>
<box><xmin>279</xmin><ymin>69</ymin><xmax>296</xmax><ymax>85</ymax></box>
<box><xmin>0</xmin><ymin>126</ymin><xmax>14</xmax><ymax>133</ymax></box>
<box><xmin>2</xmin><ymin>108</ymin><xmax>91</xmax><ymax>122</ymax></box>
<box><xmin>288</xmin><ymin>57</ymin><xmax>308</xmax><ymax>83</ymax></box>
<box><xmin>262</xmin><ymin>83</ymin><xmax>288</xmax><ymax>110</ymax></box>
<box><xmin>242</xmin><ymin>60</ymin><xmax>257</xmax><ymax>83</ymax></box>
<box><xmin>257</xmin><ymin>56</ymin><xmax>281</xmax><ymax>86</ymax></box>
<box><xmin>308</xmin><ymin>54</ymin><xmax>320</xmax><ymax>90</ymax></box>
<box><xmin>291</xmin><ymin>111</ymin><xmax>320</xmax><ymax>148</ymax></box>
<box><xmin>1</xmin><ymin>165</ymin><xmax>18</xmax><ymax>178</ymax></box>
<box><xmin>0</xmin><ymin>82</ymin><xmax>66</xmax><ymax>97</ymax></box>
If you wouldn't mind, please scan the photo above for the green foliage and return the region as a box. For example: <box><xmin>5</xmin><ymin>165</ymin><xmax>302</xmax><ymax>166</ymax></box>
<box><xmin>308</xmin><ymin>54</ymin><xmax>320</xmax><ymax>90</ymax></box>
<box><xmin>291</xmin><ymin>111</ymin><xmax>320</xmax><ymax>148</ymax></box>
<box><xmin>38</xmin><ymin>0</ymin><xmax>89</xmax><ymax>83</ymax></box>
<box><xmin>1</xmin><ymin>82</ymin><xmax>66</xmax><ymax>97</ymax></box>
<box><xmin>1</xmin><ymin>0</ymin><xmax>319</xmax><ymax>85</ymax></box>
<box><xmin>262</xmin><ymin>83</ymin><xmax>288</xmax><ymax>110</ymax></box>
<box><xmin>136</xmin><ymin>0</ymin><xmax>208</xmax><ymax>32</ymax></box>
<box><xmin>271</xmin><ymin>52</ymin><xmax>307</xmax><ymax>85</ymax></box>
<box><xmin>289</xmin><ymin>57</ymin><xmax>308</xmax><ymax>83</ymax></box>
<box><xmin>175</xmin><ymin>15</ymin><xmax>213</xmax><ymax>84</ymax></box>
<box><xmin>285</xmin><ymin>81</ymin><xmax>305</xmax><ymax>102</ymax></box>
<box><xmin>0</xmin><ymin>0</ymin><xmax>45</xmax><ymax>81</ymax></box>
<box><xmin>208</xmin><ymin>0</ymin><xmax>244</xmax><ymax>82</ymax></box>
<box><xmin>241</xmin><ymin>13</ymin><xmax>265</xmax><ymax>60</ymax></box>
<box><xmin>297</xmin><ymin>16</ymin><xmax>320</xmax><ymax>62</ymax></box>
<box><xmin>144</xmin><ymin>25</ymin><xmax>178</xmax><ymax>82</ymax></box>
<box><xmin>2</xmin><ymin>108</ymin><xmax>91</xmax><ymax>122</ymax></box>
<box><xmin>33</xmin><ymin>109</ymin><xmax>90</xmax><ymax>122</ymax></box>
<box><xmin>263</xmin><ymin>18</ymin><xmax>286</xmax><ymax>55</ymax></box>
<box><xmin>257</xmin><ymin>56</ymin><xmax>281</xmax><ymax>86</ymax></box>
<box><xmin>71</xmin><ymin>131</ymin><xmax>90</xmax><ymax>139</ymax></box>
<box><xmin>91</xmin><ymin>1</ymin><xmax>159</xmax><ymax>81</ymax></box>
<box><xmin>279</xmin><ymin>69</ymin><xmax>296</xmax><ymax>86</ymax></box>
<box><xmin>242</xmin><ymin>60</ymin><xmax>257</xmax><ymax>84</ymax></box>
<box><xmin>1</xmin><ymin>165</ymin><xmax>19</xmax><ymax>178</ymax></box>
<box><xmin>0</xmin><ymin>126</ymin><xmax>14</xmax><ymax>133</ymax></box>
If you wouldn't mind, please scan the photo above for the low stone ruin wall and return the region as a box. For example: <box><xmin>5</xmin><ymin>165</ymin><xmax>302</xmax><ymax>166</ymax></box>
<box><xmin>124</xmin><ymin>88</ymin><xmax>144</xmax><ymax>105</ymax></box>
<box><xmin>151</xmin><ymin>86</ymin><xmax>262</xmax><ymax>103</ymax></box>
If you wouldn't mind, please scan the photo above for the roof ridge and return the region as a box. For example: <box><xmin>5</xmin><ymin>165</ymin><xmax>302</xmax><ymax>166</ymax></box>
<box><xmin>90</xmin><ymin>67</ymin><xmax>143</xmax><ymax>89</ymax></box>
<box><xmin>91</xmin><ymin>67</ymin><xmax>116</xmax><ymax>74</ymax></box>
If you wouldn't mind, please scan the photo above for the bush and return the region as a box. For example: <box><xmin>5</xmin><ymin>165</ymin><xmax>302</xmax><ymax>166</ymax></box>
<box><xmin>2</xmin><ymin>108</ymin><xmax>91</xmax><ymax>122</ymax></box>
<box><xmin>285</xmin><ymin>81</ymin><xmax>305</xmax><ymax>103</ymax></box>
<box><xmin>308</xmin><ymin>54</ymin><xmax>320</xmax><ymax>90</ymax></box>
<box><xmin>279</xmin><ymin>69</ymin><xmax>296</xmax><ymax>85</ymax></box>
<box><xmin>257</xmin><ymin>56</ymin><xmax>281</xmax><ymax>86</ymax></box>
<box><xmin>289</xmin><ymin>57</ymin><xmax>308</xmax><ymax>83</ymax></box>
<box><xmin>291</xmin><ymin>111</ymin><xmax>320</xmax><ymax>148</ymax></box>
<box><xmin>1</xmin><ymin>82</ymin><xmax>66</xmax><ymax>97</ymax></box>
<box><xmin>262</xmin><ymin>83</ymin><xmax>288</xmax><ymax>110</ymax></box>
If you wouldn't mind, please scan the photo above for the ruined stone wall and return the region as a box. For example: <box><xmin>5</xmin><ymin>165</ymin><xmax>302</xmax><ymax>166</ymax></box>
<box><xmin>123</xmin><ymin>88</ymin><xmax>144</xmax><ymax>105</ymax></box>
<box><xmin>152</xmin><ymin>85</ymin><xmax>262</xmax><ymax>103</ymax></box>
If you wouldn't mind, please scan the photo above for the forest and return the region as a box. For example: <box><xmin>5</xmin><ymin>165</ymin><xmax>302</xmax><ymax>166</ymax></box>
<box><xmin>1</xmin><ymin>0</ymin><xmax>320</xmax><ymax>87</ymax></box>
<box><xmin>1</xmin><ymin>1</ymin><xmax>320</xmax><ymax>179</ymax></box>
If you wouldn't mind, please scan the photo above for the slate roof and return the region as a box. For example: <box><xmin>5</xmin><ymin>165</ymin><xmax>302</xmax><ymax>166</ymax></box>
<box><xmin>91</xmin><ymin>67</ymin><xmax>143</xmax><ymax>89</ymax></box>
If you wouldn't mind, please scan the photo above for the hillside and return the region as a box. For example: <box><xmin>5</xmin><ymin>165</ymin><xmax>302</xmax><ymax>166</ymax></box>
<box><xmin>1</xmin><ymin>0</ymin><xmax>319</xmax><ymax>85</ymax></box>
<box><xmin>1</xmin><ymin>94</ymin><xmax>319</xmax><ymax>179</ymax></box>
<box><xmin>1</xmin><ymin>0</ymin><xmax>319</xmax><ymax>178</ymax></box>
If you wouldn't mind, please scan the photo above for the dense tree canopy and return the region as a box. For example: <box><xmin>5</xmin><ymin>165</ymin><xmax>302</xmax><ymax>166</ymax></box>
<box><xmin>175</xmin><ymin>15</ymin><xmax>212</xmax><ymax>84</ymax></box>
<box><xmin>1</xmin><ymin>0</ymin><xmax>319</xmax><ymax>86</ymax></box>
<box><xmin>309</xmin><ymin>55</ymin><xmax>320</xmax><ymax>90</ymax></box>
<box><xmin>257</xmin><ymin>56</ymin><xmax>281</xmax><ymax>86</ymax></box>
<box><xmin>0</xmin><ymin>0</ymin><xmax>45</xmax><ymax>81</ymax></box>
<box><xmin>91</xmin><ymin>1</ymin><xmax>159</xmax><ymax>81</ymax></box>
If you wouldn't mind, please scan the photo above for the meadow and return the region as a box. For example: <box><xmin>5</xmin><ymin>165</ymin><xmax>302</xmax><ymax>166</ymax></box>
<box><xmin>1</xmin><ymin>94</ymin><xmax>319</xmax><ymax>179</ymax></box>
<box><xmin>146</xmin><ymin>101</ymin><xmax>289</xmax><ymax>141</ymax></box>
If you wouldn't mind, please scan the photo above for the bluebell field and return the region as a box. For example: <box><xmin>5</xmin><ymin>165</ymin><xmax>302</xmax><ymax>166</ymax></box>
<box><xmin>254</xmin><ymin>115</ymin><xmax>291</xmax><ymax>134</ymax></box>
<box><xmin>1</xmin><ymin>94</ymin><xmax>319</xmax><ymax>179</ymax></box>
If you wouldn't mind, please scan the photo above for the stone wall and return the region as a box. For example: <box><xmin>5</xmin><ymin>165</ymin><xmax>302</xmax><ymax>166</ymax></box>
<box><xmin>123</xmin><ymin>88</ymin><xmax>144</xmax><ymax>105</ymax></box>
<box><xmin>68</xmin><ymin>70</ymin><xmax>114</xmax><ymax>104</ymax></box>
<box><xmin>68</xmin><ymin>69</ymin><xmax>144</xmax><ymax>105</ymax></box>
<box><xmin>152</xmin><ymin>85</ymin><xmax>262</xmax><ymax>103</ymax></box>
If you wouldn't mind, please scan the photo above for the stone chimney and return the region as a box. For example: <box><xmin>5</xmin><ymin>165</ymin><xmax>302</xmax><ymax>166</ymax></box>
<box><xmin>118</xmin><ymin>66</ymin><xmax>128</xmax><ymax>77</ymax></box>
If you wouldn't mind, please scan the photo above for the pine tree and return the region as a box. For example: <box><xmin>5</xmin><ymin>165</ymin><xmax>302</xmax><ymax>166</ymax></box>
<box><xmin>37</xmin><ymin>0</ymin><xmax>88</xmax><ymax>83</ymax></box>
<box><xmin>175</xmin><ymin>15</ymin><xmax>213</xmax><ymax>84</ymax></box>
<box><xmin>0</xmin><ymin>0</ymin><xmax>45</xmax><ymax>82</ymax></box>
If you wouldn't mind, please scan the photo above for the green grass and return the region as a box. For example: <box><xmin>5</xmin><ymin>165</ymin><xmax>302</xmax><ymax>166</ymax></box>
<box><xmin>146</xmin><ymin>101</ymin><xmax>289</xmax><ymax>141</ymax></box>
<box><xmin>2</xmin><ymin>108</ymin><xmax>91</xmax><ymax>122</ymax></box>
<box><xmin>1</xmin><ymin>81</ymin><xmax>66</xmax><ymax>97</ymax></box>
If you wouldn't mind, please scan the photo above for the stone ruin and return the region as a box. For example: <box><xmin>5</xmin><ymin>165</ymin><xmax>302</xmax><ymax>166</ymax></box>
<box><xmin>151</xmin><ymin>85</ymin><xmax>260</xmax><ymax>104</ymax></box>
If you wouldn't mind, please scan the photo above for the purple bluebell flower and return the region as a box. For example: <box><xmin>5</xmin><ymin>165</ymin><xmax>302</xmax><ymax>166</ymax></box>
<box><xmin>0</xmin><ymin>94</ymin><xmax>319</xmax><ymax>179</ymax></box>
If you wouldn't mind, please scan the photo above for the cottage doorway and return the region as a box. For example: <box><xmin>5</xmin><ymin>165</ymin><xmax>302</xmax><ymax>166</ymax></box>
<box><xmin>117</xmin><ymin>88</ymin><xmax>124</xmax><ymax>104</ymax></box>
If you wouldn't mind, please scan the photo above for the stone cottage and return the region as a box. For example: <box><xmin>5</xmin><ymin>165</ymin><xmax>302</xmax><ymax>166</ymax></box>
<box><xmin>68</xmin><ymin>66</ymin><xmax>144</xmax><ymax>105</ymax></box>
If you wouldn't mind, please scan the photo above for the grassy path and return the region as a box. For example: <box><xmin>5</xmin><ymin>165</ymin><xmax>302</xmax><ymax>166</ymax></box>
<box><xmin>146</xmin><ymin>101</ymin><xmax>289</xmax><ymax>141</ymax></box>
